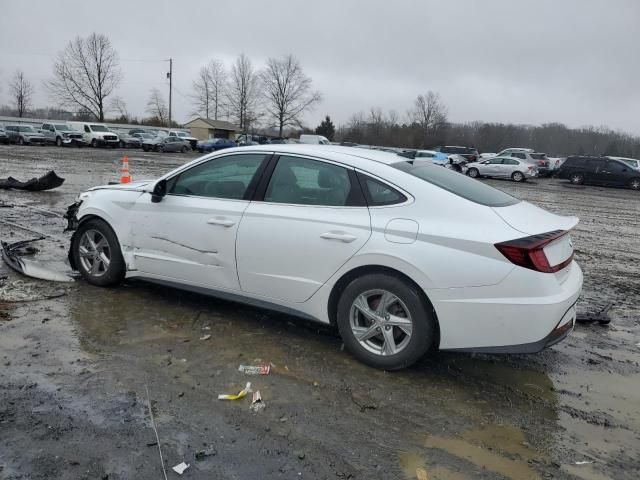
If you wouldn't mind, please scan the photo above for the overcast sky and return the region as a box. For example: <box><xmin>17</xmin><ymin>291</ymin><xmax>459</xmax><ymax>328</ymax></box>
<box><xmin>1</xmin><ymin>0</ymin><xmax>639</xmax><ymax>134</ymax></box>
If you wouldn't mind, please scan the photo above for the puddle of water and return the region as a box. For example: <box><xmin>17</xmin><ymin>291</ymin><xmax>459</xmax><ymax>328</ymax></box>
<box><xmin>422</xmin><ymin>424</ymin><xmax>543</xmax><ymax>480</ymax></box>
<box><xmin>399</xmin><ymin>452</ymin><xmax>468</xmax><ymax>480</ymax></box>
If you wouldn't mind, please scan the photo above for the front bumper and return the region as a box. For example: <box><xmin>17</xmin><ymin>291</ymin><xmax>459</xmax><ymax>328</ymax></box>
<box><xmin>94</xmin><ymin>139</ymin><xmax>119</xmax><ymax>147</ymax></box>
<box><xmin>26</xmin><ymin>137</ymin><xmax>46</xmax><ymax>144</ymax></box>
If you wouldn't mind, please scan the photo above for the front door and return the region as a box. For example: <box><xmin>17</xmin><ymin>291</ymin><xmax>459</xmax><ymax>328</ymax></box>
<box><xmin>600</xmin><ymin>160</ymin><xmax>630</xmax><ymax>186</ymax></box>
<box><xmin>129</xmin><ymin>152</ymin><xmax>269</xmax><ymax>290</ymax></box>
<box><xmin>236</xmin><ymin>155</ymin><xmax>371</xmax><ymax>303</ymax></box>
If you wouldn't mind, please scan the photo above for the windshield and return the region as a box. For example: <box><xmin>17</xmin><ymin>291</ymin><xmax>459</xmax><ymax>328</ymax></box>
<box><xmin>177</xmin><ymin>132</ymin><xmax>187</xmax><ymax>137</ymax></box>
<box><xmin>90</xmin><ymin>125</ymin><xmax>108</xmax><ymax>132</ymax></box>
<box><xmin>393</xmin><ymin>161</ymin><xmax>520</xmax><ymax>207</ymax></box>
<box><xmin>54</xmin><ymin>124</ymin><xmax>73</xmax><ymax>131</ymax></box>
<box><xmin>17</xmin><ymin>126</ymin><xmax>36</xmax><ymax>132</ymax></box>
<box><xmin>621</xmin><ymin>159</ymin><xmax>639</xmax><ymax>168</ymax></box>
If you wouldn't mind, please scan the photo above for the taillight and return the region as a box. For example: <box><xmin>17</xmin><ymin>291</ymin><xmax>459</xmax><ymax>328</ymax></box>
<box><xmin>495</xmin><ymin>230</ymin><xmax>573</xmax><ymax>273</ymax></box>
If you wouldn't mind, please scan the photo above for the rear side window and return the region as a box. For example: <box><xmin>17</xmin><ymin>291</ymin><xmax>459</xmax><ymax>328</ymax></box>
<box><xmin>393</xmin><ymin>161</ymin><xmax>519</xmax><ymax>207</ymax></box>
<box><xmin>504</xmin><ymin>158</ymin><xmax>519</xmax><ymax>165</ymax></box>
<box><xmin>511</xmin><ymin>152</ymin><xmax>526</xmax><ymax>159</ymax></box>
<box><xmin>264</xmin><ymin>156</ymin><xmax>355</xmax><ymax>206</ymax></box>
<box><xmin>358</xmin><ymin>173</ymin><xmax>407</xmax><ymax>206</ymax></box>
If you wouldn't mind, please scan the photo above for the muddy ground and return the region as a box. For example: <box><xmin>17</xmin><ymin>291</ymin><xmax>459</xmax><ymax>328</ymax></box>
<box><xmin>0</xmin><ymin>144</ymin><xmax>638</xmax><ymax>480</ymax></box>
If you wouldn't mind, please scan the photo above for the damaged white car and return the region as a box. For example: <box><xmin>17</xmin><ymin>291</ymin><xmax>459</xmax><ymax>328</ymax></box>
<box><xmin>65</xmin><ymin>145</ymin><xmax>582</xmax><ymax>370</ymax></box>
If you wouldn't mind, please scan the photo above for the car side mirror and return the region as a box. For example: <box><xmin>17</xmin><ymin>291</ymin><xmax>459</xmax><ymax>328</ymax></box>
<box><xmin>151</xmin><ymin>179</ymin><xmax>167</xmax><ymax>203</ymax></box>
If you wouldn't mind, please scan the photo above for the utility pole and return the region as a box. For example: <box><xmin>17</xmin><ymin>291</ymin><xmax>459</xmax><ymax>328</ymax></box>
<box><xmin>167</xmin><ymin>58</ymin><xmax>173</xmax><ymax>127</ymax></box>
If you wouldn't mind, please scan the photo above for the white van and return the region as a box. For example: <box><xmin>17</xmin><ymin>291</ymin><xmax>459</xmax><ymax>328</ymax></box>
<box><xmin>79</xmin><ymin>123</ymin><xmax>119</xmax><ymax>148</ymax></box>
<box><xmin>299</xmin><ymin>134</ymin><xmax>330</xmax><ymax>145</ymax></box>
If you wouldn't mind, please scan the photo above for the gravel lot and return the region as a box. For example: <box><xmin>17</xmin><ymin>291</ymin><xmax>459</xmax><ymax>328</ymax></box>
<box><xmin>1</xmin><ymin>144</ymin><xmax>639</xmax><ymax>480</ymax></box>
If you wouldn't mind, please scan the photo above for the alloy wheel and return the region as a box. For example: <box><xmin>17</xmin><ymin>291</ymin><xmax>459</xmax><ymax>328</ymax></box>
<box><xmin>468</xmin><ymin>168</ymin><xmax>479</xmax><ymax>178</ymax></box>
<box><xmin>349</xmin><ymin>289</ymin><xmax>413</xmax><ymax>356</ymax></box>
<box><xmin>630</xmin><ymin>179</ymin><xmax>640</xmax><ymax>190</ymax></box>
<box><xmin>513</xmin><ymin>172</ymin><xmax>524</xmax><ymax>182</ymax></box>
<box><xmin>78</xmin><ymin>229</ymin><xmax>111</xmax><ymax>277</ymax></box>
<box><xmin>570</xmin><ymin>173</ymin><xmax>583</xmax><ymax>184</ymax></box>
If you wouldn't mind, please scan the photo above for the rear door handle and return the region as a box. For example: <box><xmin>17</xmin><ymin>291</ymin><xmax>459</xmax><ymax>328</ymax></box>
<box><xmin>207</xmin><ymin>217</ymin><xmax>236</xmax><ymax>227</ymax></box>
<box><xmin>320</xmin><ymin>232</ymin><xmax>357</xmax><ymax>243</ymax></box>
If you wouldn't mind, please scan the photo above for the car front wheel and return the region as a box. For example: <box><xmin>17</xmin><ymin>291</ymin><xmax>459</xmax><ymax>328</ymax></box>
<box><xmin>72</xmin><ymin>219</ymin><xmax>125</xmax><ymax>287</ymax></box>
<box><xmin>570</xmin><ymin>172</ymin><xmax>584</xmax><ymax>185</ymax></box>
<box><xmin>336</xmin><ymin>273</ymin><xmax>436</xmax><ymax>370</ymax></box>
<box><xmin>56</xmin><ymin>137</ymin><xmax>63</xmax><ymax>147</ymax></box>
<box><xmin>467</xmin><ymin>167</ymin><xmax>479</xmax><ymax>178</ymax></box>
<box><xmin>629</xmin><ymin>178</ymin><xmax>640</xmax><ymax>190</ymax></box>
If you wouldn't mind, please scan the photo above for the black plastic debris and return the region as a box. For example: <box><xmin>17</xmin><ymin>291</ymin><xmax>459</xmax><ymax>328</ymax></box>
<box><xmin>0</xmin><ymin>171</ymin><xmax>65</xmax><ymax>191</ymax></box>
<box><xmin>576</xmin><ymin>303</ymin><xmax>612</xmax><ymax>325</ymax></box>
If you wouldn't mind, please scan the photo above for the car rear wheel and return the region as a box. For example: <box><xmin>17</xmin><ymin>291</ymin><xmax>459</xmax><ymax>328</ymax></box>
<box><xmin>157</xmin><ymin>145</ymin><xmax>164</xmax><ymax>153</ymax></box>
<box><xmin>55</xmin><ymin>137</ymin><xmax>63</xmax><ymax>147</ymax></box>
<box><xmin>570</xmin><ymin>172</ymin><xmax>584</xmax><ymax>185</ymax></box>
<box><xmin>337</xmin><ymin>273</ymin><xmax>436</xmax><ymax>370</ymax></box>
<box><xmin>18</xmin><ymin>137</ymin><xmax>24</xmax><ymax>145</ymax></box>
<box><xmin>181</xmin><ymin>146</ymin><xmax>188</xmax><ymax>153</ymax></box>
<box><xmin>467</xmin><ymin>167</ymin><xmax>479</xmax><ymax>178</ymax></box>
<box><xmin>512</xmin><ymin>171</ymin><xmax>525</xmax><ymax>182</ymax></box>
<box><xmin>629</xmin><ymin>178</ymin><xmax>640</xmax><ymax>190</ymax></box>
<box><xmin>72</xmin><ymin>219</ymin><xmax>125</xmax><ymax>287</ymax></box>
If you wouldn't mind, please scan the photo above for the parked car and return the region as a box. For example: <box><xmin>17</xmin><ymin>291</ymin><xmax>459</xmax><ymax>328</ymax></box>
<box><xmin>492</xmin><ymin>148</ymin><xmax>534</xmax><ymax>157</ymax></box>
<box><xmin>607</xmin><ymin>156</ymin><xmax>640</xmax><ymax>170</ymax></box>
<box><xmin>115</xmin><ymin>131</ymin><xmax>142</xmax><ymax>148</ymax></box>
<box><xmin>142</xmin><ymin>136</ymin><xmax>190</xmax><ymax>153</ymax></box>
<box><xmin>40</xmin><ymin>123</ymin><xmax>85</xmax><ymax>147</ymax></box>
<box><xmin>4</xmin><ymin>124</ymin><xmax>46</xmax><ymax>145</ymax></box>
<box><xmin>129</xmin><ymin>128</ymin><xmax>151</xmax><ymax>136</ymax></box>
<box><xmin>299</xmin><ymin>134</ymin><xmax>331</xmax><ymax>145</ymax></box>
<box><xmin>197</xmin><ymin>138</ymin><xmax>237</xmax><ymax>153</ymax></box>
<box><xmin>507</xmin><ymin>152</ymin><xmax>551</xmax><ymax>176</ymax></box>
<box><xmin>557</xmin><ymin>156</ymin><xmax>640</xmax><ymax>190</ymax></box>
<box><xmin>132</xmin><ymin>133</ymin><xmax>155</xmax><ymax>142</ymax></box>
<box><xmin>168</xmin><ymin>130</ymin><xmax>198</xmax><ymax>150</ymax></box>
<box><xmin>79</xmin><ymin>123</ymin><xmax>119</xmax><ymax>148</ymax></box>
<box><xmin>464</xmin><ymin>156</ymin><xmax>538</xmax><ymax>182</ymax></box>
<box><xmin>413</xmin><ymin>150</ymin><xmax>449</xmax><ymax>165</ymax></box>
<box><xmin>65</xmin><ymin>145</ymin><xmax>582</xmax><ymax>370</ymax></box>
<box><xmin>431</xmin><ymin>146</ymin><xmax>479</xmax><ymax>163</ymax></box>
<box><xmin>0</xmin><ymin>126</ymin><xmax>10</xmax><ymax>145</ymax></box>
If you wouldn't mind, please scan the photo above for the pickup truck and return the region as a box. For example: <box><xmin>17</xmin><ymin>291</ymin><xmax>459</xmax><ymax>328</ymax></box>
<box><xmin>40</xmin><ymin>122</ymin><xmax>86</xmax><ymax>147</ymax></box>
<box><xmin>168</xmin><ymin>130</ymin><xmax>198</xmax><ymax>150</ymax></box>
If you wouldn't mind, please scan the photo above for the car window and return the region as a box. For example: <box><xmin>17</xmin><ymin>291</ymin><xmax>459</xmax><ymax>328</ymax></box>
<box><xmin>489</xmin><ymin>158</ymin><xmax>504</xmax><ymax>165</ymax></box>
<box><xmin>605</xmin><ymin>161</ymin><xmax>628</xmax><ymax>173</ymax></box>
<box><xmin>393</xmin><ymin>161</ymin><xmax>520</xmax><ymax>207</ymax></box>
<box><xmin>358</xmin><ymin>174</ymin><xmax>407</xmax><ymax>206</ymax></box>
<box><xmin>511</xmin><ymin>153</ymin><xmax>526</xmax><ymax>159</ymax></box>
<box><xmin>504</xmin><ymin>158</ymin><xmax>519</xmax><ymax>165</ymax></box>
<box><xmin>264</xmin><ymin>156</ymin><xmax>353</xmax><ymax>206</ymax></box>
<box><xmin>169</xmin><ymin>154</ymin><xmax>266</xmax><ymax>200</ymax></box>
<box><xmin>588</xmin><ymin>159</ymin><xmax>606</xmax><ymax>172</ymax></box>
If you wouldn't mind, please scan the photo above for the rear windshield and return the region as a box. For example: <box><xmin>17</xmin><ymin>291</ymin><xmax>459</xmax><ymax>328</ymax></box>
<box><xmin>393</xmin><ymin>161</ymin><xmax>520</xmax><ymax>207</ymax></box>
<box><xmin>530</xmin><ymin>153</ymin><xmax>547</xmax><ymax>159</ymax></box>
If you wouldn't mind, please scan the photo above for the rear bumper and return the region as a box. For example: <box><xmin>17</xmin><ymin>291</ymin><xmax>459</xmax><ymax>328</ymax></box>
<box><xmin>434</xmin><ymin>261</ymin><xmax>583</xmax><ymax>352</ymax></box>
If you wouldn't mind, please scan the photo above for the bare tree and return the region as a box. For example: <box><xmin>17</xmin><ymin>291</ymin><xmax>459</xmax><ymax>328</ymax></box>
<box><xmin>109</xmin><ymin>96</ymin><xmax>129</xmax><ymax>121</ymax></box>
<box><xmin>9</xmin><ymin>70</ymin><xmax>34</xmax><ymax>117</ymax></box>
<box><xmin>261</xmin><ymin>54</ymin><xmax>321</xmax><ymax>137</ymax></box>
<box><xmin>409</xmin><ymin>91</ymin><xmax>448</xmax><ymax>146</ymax></box>
<box><xmin>226</xmin><ymin>54</ymin><xmax>261</xmax><ymax>132</ymax></box>
<box><xmin>46</xmin><ymin>33</ymin><xmax>122</xmax><ymax>121</ymax></box>
<box><xmin>145</xmin><ymin>88</ymin><xmax>168</xmax><ymax>126</ymax></box>
<box><xmin>191</xmin><ymin>60</ymin><xmax>227</xmax><ymax>120</ymax></box>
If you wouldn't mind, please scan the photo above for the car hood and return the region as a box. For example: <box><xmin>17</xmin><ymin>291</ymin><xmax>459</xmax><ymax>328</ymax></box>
<box><xmin>87</xmin><ymin>180</ymin><xmax>153</xmax><ymax>192</ymax></box>
<box><xmin>492</xmin><ymin>201</ymin><xmax>579</xmax><ymax>235</ymax></box>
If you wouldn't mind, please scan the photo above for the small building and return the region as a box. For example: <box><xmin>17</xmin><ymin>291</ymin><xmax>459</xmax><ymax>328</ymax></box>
<box><xmin>183</xmin><ymin>117</ymin><xmax>237</xmax><ymax>141</ymax></box>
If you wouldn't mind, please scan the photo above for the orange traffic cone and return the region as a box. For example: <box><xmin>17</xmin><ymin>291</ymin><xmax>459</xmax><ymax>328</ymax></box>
<box><xmin>119</xmin><ymin>156</ymin><xmax>132</xmax><ymax>183</ymax></box>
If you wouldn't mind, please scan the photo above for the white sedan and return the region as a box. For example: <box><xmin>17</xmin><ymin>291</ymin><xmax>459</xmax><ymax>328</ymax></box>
<box><xmin>65</xmin><ymin>145</ymin><xmax>582</xmax><ymax>370</ymax></box>
<box><xmin>464</xmin><ymin>156</ymin><xmax>538</xmax><ymax>182</ymax></box>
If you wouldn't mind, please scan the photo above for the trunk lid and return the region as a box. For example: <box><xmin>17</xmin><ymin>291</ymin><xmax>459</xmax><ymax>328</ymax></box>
<box><xmin>492</xmin><ymin>201</ymin><xmax>578</xmax><ymax>236</ymax></box>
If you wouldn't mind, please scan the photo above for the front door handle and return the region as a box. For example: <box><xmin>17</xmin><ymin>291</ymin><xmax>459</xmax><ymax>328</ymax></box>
<box><xmin>207</xmin><ymin>217</ymin><xmax>236</xmax><ymax>227</ymax></box>
<box><xmin>320</xmin><ymin>232</ymin><xmax>357</xmax><ymax>243</ymax></box>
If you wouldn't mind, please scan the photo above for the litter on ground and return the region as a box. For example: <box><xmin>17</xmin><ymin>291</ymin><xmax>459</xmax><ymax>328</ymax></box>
<box><xmin>172</xmin><ymin>462</ymin><xmax>190</xmax><ymax>474</ymax></box>
<box><xmin>250</xmin><ymin>390</ymin><xmax>265</xmax><ymax>413</ymax></box>
<box><xmin>0</xmin><ymin>171</ymin><xmax>65</xmax><ymax>191</ymax></box>
<box><xmin>238</xmin><ymin>364</ymin><xmax>271</xmax><ymax>375</ymax></box>
<box><xmin>218</xmin><ymin>382</ymin><xmax>252</xmax><ymax>401</ymax></box>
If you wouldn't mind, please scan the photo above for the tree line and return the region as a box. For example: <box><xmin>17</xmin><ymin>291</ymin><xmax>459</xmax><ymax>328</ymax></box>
<box><xmin>2</xmin><ymin>32</ymin><xmax>640</xmax><ymax>157</ymax></box>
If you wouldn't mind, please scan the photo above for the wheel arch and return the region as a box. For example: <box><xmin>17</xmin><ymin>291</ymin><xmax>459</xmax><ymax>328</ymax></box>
<box><xmin>68</xmin><ymin>212</ymin><xmax>120</xmax><ymax>270</ymax></box>
<box><xmin>326</xmin><ymin>264</ymin><xmax>441</xmax><ymax>347</ymax></box>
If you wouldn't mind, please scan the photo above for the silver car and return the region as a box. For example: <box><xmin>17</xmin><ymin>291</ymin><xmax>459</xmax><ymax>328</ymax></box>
<box><xmin>464</xmin><ymin>156</ymin><xmax>538</xmax><ymax>182</ymax></box>
<box><xmin>4</xmin><ymin>124</ymin><xmax>46</xmax><ymax>145</ymax></box>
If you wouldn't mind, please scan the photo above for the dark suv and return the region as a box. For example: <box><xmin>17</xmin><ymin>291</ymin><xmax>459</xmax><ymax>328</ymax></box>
<box><xmin>431</xmin><ymin>146</ymin><xmax>479</xmax><ymax>163</ymax></box>
<box><xmin>558</xmin><ymin>156</ymin><xmax>640</xmax><ymax>190</ymax></box>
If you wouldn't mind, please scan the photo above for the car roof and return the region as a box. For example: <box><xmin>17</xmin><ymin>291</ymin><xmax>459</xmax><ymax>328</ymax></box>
<box><xmin>233</xmin><ymin>144</ymin><xmax>406</xmax><ymax>167</ymax></box>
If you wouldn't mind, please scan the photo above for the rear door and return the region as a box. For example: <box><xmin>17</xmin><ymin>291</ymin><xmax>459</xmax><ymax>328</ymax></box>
<box><xmin>586</xmin><ymin>159</ymin><xmax>606</xmax><ymax>184</ymax></box>
<box><xmin>236</xmin><ymin>154</ymin><xmax>371</xmax><ymax>303</ymax></box>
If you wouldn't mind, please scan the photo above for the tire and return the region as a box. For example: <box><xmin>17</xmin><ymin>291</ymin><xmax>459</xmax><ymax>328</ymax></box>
<box><xmin>142</xmin><ymin>145</ymin><xmax>149</xmax><ymax>152</ymax></box>
<box><xmin>512</xmin><ymin>171</ymin><xmax>525</xmax><ymax>182</ymax></box>
<box><xmin>467</xmin><ymin>167</ymin><xmax>479</xmax><ymax>178</ymax></box>
<box><xmin>158</xmin><ymin>145</ymin><xmax>164</xmax><ymax>153</ymax></box>
<box><xmin>181</xmin><ymin>146</ymin><xmax>188</xmax><ymax>153</ymax></box>
<box><xmin>71</xmin><ymin>218</ymin><xmax>125</xmax><ymax>287</ymax></box>
<box><xmin>91</xmin><ymin>139</ymin><xmax>98</xmax><ymax>148</ymax></box>
<box><xmin>55</xmin><ymin>137</ymin><xmax>63</xmax><ymax>147</ymax></box>
<box><xmin>336</xmin><ymin>273</ymin><xmax>436</xmax><ymax>370</ymax></box>
<box><xmin>569</xmin><ymin>172</ymin><xmax>584</xmax><ymax>185</ymax></box>
<box><xmin>18</xmin><ymin>137</ymin><xmax>24</xmax><ymax>145</ymax></box>
<box><xmin>629</xmin><ymin>178</ymin><xmax>640</xmax><ymax>190</ymax></box>
<box><xmin>120</xmin><ymin>140</ymin><xmax>126</xmax><ymax>148</ymax></box>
